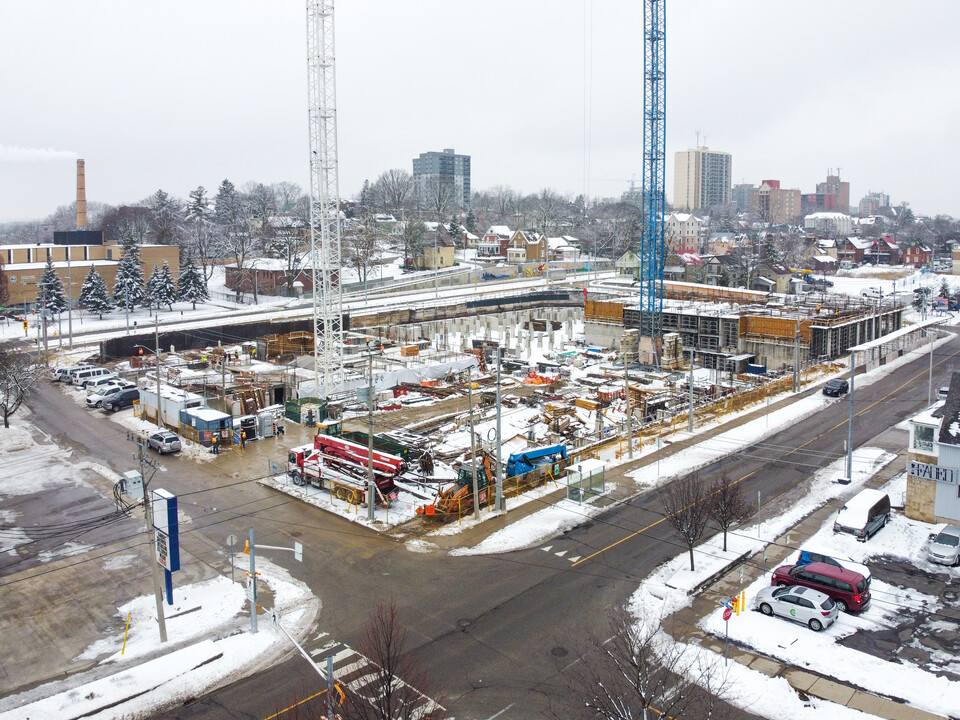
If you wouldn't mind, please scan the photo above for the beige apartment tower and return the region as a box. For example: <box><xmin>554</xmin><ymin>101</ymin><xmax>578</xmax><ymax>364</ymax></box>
<box><xmin>673</xmin><ymin>147</ymin><xmax>732</xmax><ymax>211</ymax></box>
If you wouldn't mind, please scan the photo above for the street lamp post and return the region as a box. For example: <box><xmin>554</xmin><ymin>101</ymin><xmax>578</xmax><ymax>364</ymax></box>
<box><xmin>135</xmin><ymin>319</ymin><xmax>163</xmax><ymax>429</ymax></box>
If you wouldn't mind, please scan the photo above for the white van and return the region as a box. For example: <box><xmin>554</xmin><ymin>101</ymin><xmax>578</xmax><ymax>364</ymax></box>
<box><xmin>84</xmin><ymin>374</ymin><xmax>121</xmax><ymax>391</ymax></box>
<box><xmin>70</xmin><ymin>367</ymin><xmax>112</xmax><ymax>388</ymax></box>
<box><xmin>834</xmin><ymin>489</ymin><xmax>891</xmax><ymax>541</ymax></box>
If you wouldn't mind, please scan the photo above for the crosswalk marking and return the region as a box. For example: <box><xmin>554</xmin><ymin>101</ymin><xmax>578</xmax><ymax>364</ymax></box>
<box><xmin>305</xmin><ymin>635</ymin><xmax>445</xmax><ymax>717</ymax></box>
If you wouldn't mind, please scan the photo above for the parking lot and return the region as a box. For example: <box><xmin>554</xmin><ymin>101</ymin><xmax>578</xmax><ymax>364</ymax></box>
<box><xmin>698</xmin><ymin>470</ymin><xmax>960</xmax><ymax>717</ymax></box>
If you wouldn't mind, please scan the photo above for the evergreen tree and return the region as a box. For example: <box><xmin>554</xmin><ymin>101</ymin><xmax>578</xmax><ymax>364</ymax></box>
<box><xmin>145</xmin><ymin>264</ymin><xmax>161</xmax><ymax>312</ymax></box>
<box><xmin>36</xmin><ymin>256</ymin><xmax>68</xmax><ymax>314</ymax></box>
<box><xmin>156</xmin><ymin>260</ymin><xmax>177</xmax><ymax>310</ymax></box>
<box><xmin>177</xmin><ymin>254</ymin><xmax>209</xmax><ymax>309</ymax></box>
<box><xmin>465</xmin><ymin>208</ymin><xmax>477</xmax><ymax>234</ymax></box>
<box><xmin>114</xmin><ymin>242</ymin><xmax>146</xmax><ymax>311</ymax></box>
<box><xmin>147</xmin><ymin>261</ymin><xmax>177</xmax><ymax>311</ymax></box>
<box><xmin>78</xmin><ymin>265</ymin><xmax>113</xmax><ymax>319</ymax></box>
<box><xmin>939</xmin><ymin>278</ymin><xmax>953</xmax><ymax>300</ymax></box>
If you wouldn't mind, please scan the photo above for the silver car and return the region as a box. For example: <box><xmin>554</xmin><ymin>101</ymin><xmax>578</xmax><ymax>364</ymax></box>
<box><xmin>755</xmin><ymin>585</ymin><xmax>838</xmax><ymax>632</ymax></box>
<box><xmin>147</xmin><ymin>430</ymin><xmax>182</xmax><ymax>455</ymax></box>
<box><xmin>928</xmin><ymin>524</ymin><xmax>960</xmax><ymax>566</ymax></box>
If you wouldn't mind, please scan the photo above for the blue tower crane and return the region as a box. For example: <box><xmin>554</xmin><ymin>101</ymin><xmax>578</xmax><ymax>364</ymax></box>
<box><xmin>639</xmin><ymin>0</ymin><xmax>666</xmax><ymax>344</ymax></box>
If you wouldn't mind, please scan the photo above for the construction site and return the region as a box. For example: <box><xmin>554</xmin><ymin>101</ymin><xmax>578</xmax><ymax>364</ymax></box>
<box><xmin>80</xmin><ymin>271</ymin><xmax>930</xmax><ymax>527</ymax></box>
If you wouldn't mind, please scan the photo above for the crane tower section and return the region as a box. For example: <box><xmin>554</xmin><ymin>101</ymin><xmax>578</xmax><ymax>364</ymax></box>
<box><xmin>306</xmin><ymin>0</ymin><xmax>344</xmax><ymax>396</ymax></box>
<box><xmin>639</xmin><ymin>0</ymin><xmax>666</xmax><ymax>341</ymax></box>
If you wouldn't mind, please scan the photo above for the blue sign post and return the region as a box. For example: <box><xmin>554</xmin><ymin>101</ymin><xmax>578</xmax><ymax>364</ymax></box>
<box><xmin>152</xmin><ymin>489</ymin><xmax>180</xmax><ymax>605</ymax></box>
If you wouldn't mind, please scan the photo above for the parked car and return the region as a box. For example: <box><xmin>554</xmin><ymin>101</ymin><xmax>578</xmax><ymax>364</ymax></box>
<box><xmin>937</xmin><ymin>387</ymin><xmax>950</xmax><ymax>401</ymax></box>
<box><xmin>914</xmin><ymin>286</ymin><xmax>931</xmax><ymax>295</ymax></box>
<box><xmin>794</xmin><ymin>546</ymin><xmax>871</xmax><ymax>586</ymax></box>
<box><xmin>822</xmin><ymin>379</ymin><xmax>849</xmax><ymax>397</ymax></box>
<box><xmin>85</xmin><ymin>382</ymin><xmax>134</xmax><ymax>408</ymax></box>
<box><xmin>101</xmin><ymin>387</ymin><xmax>141</xmax><ymax>412</ymax></box>
<box><xmin>772</xmin><ymin>561</ymin><xmax>871</xmax><ymax>613</ymax></box>
<box><xmin>755</xmin><ymin>585</ymin><xmax>839</xmax><ymax>631</ymax></box>
<box><xmin>927</xmin><ymin>524</ymin><xmax>960</xmax><ymax>566</ymax></box>
<box><xmin>833</xmin><ymin>489</ymin><xmax>891</xmax><ymax>541</ymax></box>
<box><xmin>861</xmin><ymin>287</ymin><xmax>883</xmax><ymax>299</ymax></box>
<box><xmin>147</xmin><ymin>430</ymin><xmax>182</xmax><ymax>455</ymax></box>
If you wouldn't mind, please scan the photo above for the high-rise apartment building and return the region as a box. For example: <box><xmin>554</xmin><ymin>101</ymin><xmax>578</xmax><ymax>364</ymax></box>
<box><xmin>858</xmin><ymin>191</ymin><xmax>890</xmax><ymax>217</ymax></box>
<box><xmin>673</xmin><ymin>147</ymin><xmax>732</xmax><ymax>211</ymax></box>
<box><xmin>732</xmin><ymin>183</ymin><xmax>755</xmax><ymax>213</ymax></box>
<box><xmin>412</xmin><ymin>148</ymin><xmax>471</xmax><ymax>209</ymax></box>
<box><xmin>750</xmin><ymin>180</ymin><xmax>802</xmax><ymax>224</ymax></box>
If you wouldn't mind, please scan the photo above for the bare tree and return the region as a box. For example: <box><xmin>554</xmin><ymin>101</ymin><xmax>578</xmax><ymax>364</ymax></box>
<box><xmin>0</xmin><ymin>348</ymin><xmax>41</xmax><ymax>428</ymax></box>
<box><xmin>554</xmin><ymin>606</ymin><xmax>734</xmax><ymax>720</ymax></box>
<box><xmin>185</xmin><ymin>186</ymin><xmax>218</xmax><ymax>282</ymax></box>
<box><xmin>341</xmin><ymin>598</ymin><xmax>445</xmax><ymax>720</ymax></box>
<box><xmin>706</xmin><ymin>472</ymin><xmax>754</xmax><ymax>552</ymax></box>
<box><xmin>659</xmin><ymin>473</ymin><xmax>711</xmax><ymax>571</ymax></box>
<box><xmin>343</xmin><ymin>215</ymin><xmax>387</xmax><ymax>287</ymax></box>
<box><xmin>419</xmin><ymin>176</ymin><xmax>456</xmax><ymax>223</ymax></box>
<box><xmin>372</xmin><ymin>169</ymin><xmax>415</xmax><ymax>214</ymax></box>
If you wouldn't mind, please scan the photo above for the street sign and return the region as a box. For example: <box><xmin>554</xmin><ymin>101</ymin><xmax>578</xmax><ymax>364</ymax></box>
<box><xmin>723</xmin><ymin>607</ymin><xmax>732</xmax><ymax>621</ymax></box>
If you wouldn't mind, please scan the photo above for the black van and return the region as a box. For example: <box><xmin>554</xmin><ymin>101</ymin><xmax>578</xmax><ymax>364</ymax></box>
<box><xmin>101</xmin><ymin>387</ymin><xmax>140</xmax><ymax>412</ymax></box>
<box><xmin>833</xmin><ymin>489</ymin><xmax>891</xmax><ymax>541</ymax></box>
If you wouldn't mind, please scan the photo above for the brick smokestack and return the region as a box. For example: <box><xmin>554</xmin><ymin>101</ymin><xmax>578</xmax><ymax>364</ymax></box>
<box><xmin>76</xmin><ymin>159</ymin><xmax>87</xmax><ymax>229</ymax></box>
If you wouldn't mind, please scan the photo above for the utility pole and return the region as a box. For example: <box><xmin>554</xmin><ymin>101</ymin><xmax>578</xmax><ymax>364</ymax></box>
<box><xmin>792</xmin><ymin>313</ymin><xmax>800</xmax><ymax>393</ymax></box>
<box><xmin>623</xmin><ymin>356</ymin><xmax>634</xmax><ymax>459</ymax></box>
<box><xmin>846</xmin><ymin>349</ymin><xmax>855</xmax><ymax>480</ymax></box>
<box><xmin>495</xmin><ymin>347</ymin><xmax>504</xmax><ymax>512</ymax></box>
<box><xmin>366</xmin><ymin>341</ymin><xmax>375</xmax><ymax>522</ymax></box>
<box><xmin>467</xmin><ymin>371</ymin><xmax>480</xmax><ymax>520</ymax></box>
<box><xmin>154</xmin><ymin>316</ymin><xmax>163</xmax><ymax>429</ymax></box>
<box><xmin>248</xmin><ymin>527</ymin><xmax>258</xmax><ymax>634</ymax></box>
<box><xmin>67</xmin><ymin>250</ymin><xmax>73</xmax><ymax>348</ymax></box>
<box><xmin>133</xmin><ymin>439</ymin><xmax>168</xmax><ymax>644</ymax></box>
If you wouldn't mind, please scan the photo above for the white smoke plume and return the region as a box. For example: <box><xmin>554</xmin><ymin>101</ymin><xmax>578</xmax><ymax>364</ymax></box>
<box><xmin>0</xmin><ymin>145</ymin><xmax>79</xmax><ymax>162</ymax></box>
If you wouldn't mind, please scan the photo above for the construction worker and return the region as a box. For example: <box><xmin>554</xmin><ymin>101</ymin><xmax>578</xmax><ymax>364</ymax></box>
<box><xmin>211</xmin><ymin>434</ymin><xmax>220</xmax><ymax>455</ymax></box>
<box><xmin>240</xmin><ymin>429</ymin><xmax>247</xmax><ymax>449</ymax></box>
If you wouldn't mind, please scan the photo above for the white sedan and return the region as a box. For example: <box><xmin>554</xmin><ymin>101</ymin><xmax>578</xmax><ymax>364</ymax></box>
<box><xmin>755</xmin><ymin>585</ymin><xmax>838</xmax><ymax>632</ymax></box>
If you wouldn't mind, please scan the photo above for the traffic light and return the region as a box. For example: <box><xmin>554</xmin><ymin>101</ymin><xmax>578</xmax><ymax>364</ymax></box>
<box><xmin>22</xmin><ymin>320</ymin><xmax>27</xmax><ymax>332</ymax></box>
<box><xmin>138</xmin><ymin>348</ymin><xmax>143</xmax><ymax>356</ymax></box>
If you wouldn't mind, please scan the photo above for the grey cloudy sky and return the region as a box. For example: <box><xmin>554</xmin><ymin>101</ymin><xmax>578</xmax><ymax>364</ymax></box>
<box><xmin>2</xmin><ymin>0</ymin><xmax>959</xmax><ymax>223</ymax></box>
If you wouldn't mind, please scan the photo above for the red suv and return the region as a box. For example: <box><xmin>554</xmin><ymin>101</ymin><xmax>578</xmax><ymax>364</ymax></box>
<box><xmin>772</xmin><ymin>561</ymin><xmax>870</xmax><ymax>613</ymax></box>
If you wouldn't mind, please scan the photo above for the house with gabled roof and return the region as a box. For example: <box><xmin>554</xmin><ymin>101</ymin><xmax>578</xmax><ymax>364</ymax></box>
<box><xmin>478</xmin><ymin>225</ymin><xmax>512</xmax><ymax>259</ymax></box>
<box><xmin>752</xmin><ymin>261</ymin><xmax>796</xmax><ymax>294</ymax></box>
<box><xmin>703</xmin><ymin>254</ymin><xmax>743</xmax><ymax>287</ymax></box>
<box><xmin>863</xmin><ymin>235</ymin><xmax>901</xmax><ymax>265</ymax></box>
<box><xmin>507</xmin><ymin>229</ymin><xmax>546</xmax><ymax>264</ymax></box>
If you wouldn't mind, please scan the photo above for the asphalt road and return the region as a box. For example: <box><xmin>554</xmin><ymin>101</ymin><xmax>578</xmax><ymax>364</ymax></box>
<box><xmin>16</xmin><ymin>333</ymin><xmax>960</xmax><ymax>719</ymax></box>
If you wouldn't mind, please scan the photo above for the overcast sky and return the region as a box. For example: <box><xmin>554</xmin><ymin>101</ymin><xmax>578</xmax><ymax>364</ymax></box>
<box><xmin>2</xmin><ymin>0</ymin><xmax>959</xmax><ymax>223</ymax></box>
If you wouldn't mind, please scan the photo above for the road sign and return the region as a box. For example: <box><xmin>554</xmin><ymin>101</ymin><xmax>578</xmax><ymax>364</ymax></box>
<box><xmin>723</xmin><ymin>607</ymin><xmax>732</xmax><ymax>621</ymax></box>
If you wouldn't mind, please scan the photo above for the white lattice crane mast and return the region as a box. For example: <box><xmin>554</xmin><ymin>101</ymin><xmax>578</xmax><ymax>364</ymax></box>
<box><xmin>306</xmin><ymin>0</ymin><xmax>344</xmax><ymax>397</ymax></box>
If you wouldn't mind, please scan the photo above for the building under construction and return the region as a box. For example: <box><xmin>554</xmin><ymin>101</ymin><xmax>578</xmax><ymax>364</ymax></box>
<box><xmin>585</xmin><ymin>281</ymin><xmax>905</xmax><ymax>371</ymax></box>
